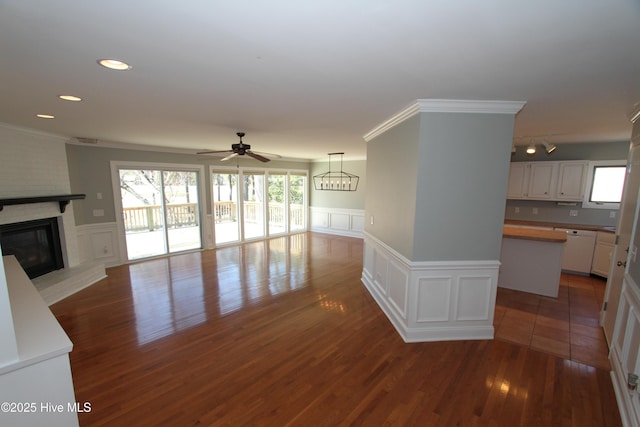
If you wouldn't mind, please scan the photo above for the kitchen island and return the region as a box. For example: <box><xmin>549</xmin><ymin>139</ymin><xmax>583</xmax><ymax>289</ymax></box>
<box><xmin>498</xmin><ymin>226</ymin><xmax>567</xmax><ymax>298</ymax></box>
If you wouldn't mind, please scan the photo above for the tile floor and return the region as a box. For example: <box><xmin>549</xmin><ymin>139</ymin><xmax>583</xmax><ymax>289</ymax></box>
<box><xmin>494</xmin><ymin>273</ymin><xmax>610</xmax><ymax>370</ymax></box>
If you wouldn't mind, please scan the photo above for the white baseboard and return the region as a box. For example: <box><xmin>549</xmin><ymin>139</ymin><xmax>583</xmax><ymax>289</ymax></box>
<box><xmin>361</xmin><ymin>232</ymin><xmax>498</xmax><ymax>342</ymax></box>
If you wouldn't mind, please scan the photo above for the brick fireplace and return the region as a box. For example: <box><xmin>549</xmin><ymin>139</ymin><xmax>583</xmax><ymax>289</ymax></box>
<box><xmin>0</xmin><ymin>124</ymin><xmax>106</xmax><ymax>304</ymax></box>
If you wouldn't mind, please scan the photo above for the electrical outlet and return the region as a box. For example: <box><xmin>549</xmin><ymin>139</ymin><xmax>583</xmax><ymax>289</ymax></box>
<box><xmin>610</xmin><ymin>211</ymin><xmax>617</xmax><ymax>219</ymax></box>
<box><xmin>514</xmin><ymin>207</ymin><xmax>520</xmax><ymax>213</ymax></box>
<box><xmin>532</xmin><ymin>208</ymin><xmax>538</xmax><ymax>215</ymax></box>
<box><xmin>569</xmin><ymin>210</ymin><xmax>578</xmax><ymax>217</ymax></box>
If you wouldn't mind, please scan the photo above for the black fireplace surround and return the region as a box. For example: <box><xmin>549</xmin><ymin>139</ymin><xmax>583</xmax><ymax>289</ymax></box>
<box><xmin>0</xmin><ymin>217</ymin><xmax>64</xmax><ymax>279</ymax></box>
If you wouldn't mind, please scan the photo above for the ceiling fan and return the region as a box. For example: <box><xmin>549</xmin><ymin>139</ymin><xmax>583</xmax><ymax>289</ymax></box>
<box><xmin>197</xmin><ymin>132</ymin><xmax>279</xmax><ymax>163</ymax></box>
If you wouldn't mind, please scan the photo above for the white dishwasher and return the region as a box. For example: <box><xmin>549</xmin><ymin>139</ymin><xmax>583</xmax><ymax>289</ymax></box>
<box><xmin>555</xmin><ymin>228</ymin><xmax>597</xmax><ymax>274</ymax></box>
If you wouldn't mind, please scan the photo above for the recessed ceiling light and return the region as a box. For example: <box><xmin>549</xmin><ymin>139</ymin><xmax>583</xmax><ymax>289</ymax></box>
<box><xmin>97</xmin><ymin>59</ymin><xmax>132</xmax><ymax>71</ymax></box>
<box><xmin>59</xmin><ymin>95</ymin><xmax>82</xmax><ymax>102</ymax></box>
<box><xmin>36</xmin><ymin>114</ymin><xmax>55</xmax><ymax>119</ymax></box>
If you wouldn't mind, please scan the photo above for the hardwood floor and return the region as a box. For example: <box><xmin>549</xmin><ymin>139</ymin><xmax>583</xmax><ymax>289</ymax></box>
<box><xmin>51</xmin><ymin>232</ymin><xmax>622</xmax><ymax>426</ymax></box>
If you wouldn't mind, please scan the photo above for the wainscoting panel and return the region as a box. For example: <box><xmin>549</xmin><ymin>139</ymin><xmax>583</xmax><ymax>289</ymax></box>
<box><xmin>387</xmin><ymin>260</ymin><xmax>408</xmax><ymax>318</ymax></box>
<box><xmin>373</xmin><ymin>251</ymin><xmax>388</xmax><ymax>296</ymax></box>
<box><xmin>417</xmin><ymin>277</ymin><xmax>452</xmax><ymax>322</ymax></box>
<box><xmin>456</xmin><ymin>276</ymin><xmax>494</xmax><ymax>321</ymax></box>
<box><xmin>361</xmin><ymin>232</ymin><xmax>498</xmax><ymax>343</ymax></box>
<box><xmin>609</xmin><ymin>273</ymin><xmax>640</xmax><ymax>427</ymax></box>
<box><xmin>76</xmin><ymin>223</ymin><xmax>120</xmax><ymax>267</ymax></box>
<box><xmin>310</xmin><ymin>207</ymin><xmax>364</xmax><ymax>238</ymax></box>
<box><xmin>329</xmin><ymin>213</ymin><xmax>349</xmax><ymax>230</ymax></box>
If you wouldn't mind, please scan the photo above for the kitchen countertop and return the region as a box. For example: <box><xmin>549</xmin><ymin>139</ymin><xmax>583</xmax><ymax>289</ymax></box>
<box><xmin>503</xmin><ymin>226</ymin><xmax>567</xmax><ymax>243</ymax></box>
<box><xmin>505</xmin><ymin>219</ymin><xmax>615</xmax><ymax>233</ymax></box>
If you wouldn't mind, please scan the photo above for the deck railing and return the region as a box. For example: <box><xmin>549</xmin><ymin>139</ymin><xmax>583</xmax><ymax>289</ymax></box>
<box><xmin>214</xmin><ymin>202</ymin><xmax>304</xmax><ymax>227</ymax></box>
<box><xmin>123</xmin><ymin>203</ymin><xmax>199</xmax><ymax>232</ymax></box>
<box><xmin>124</xmin><ymin>202</ymin><xmax>304</xmax><ymax>232</ymax></box>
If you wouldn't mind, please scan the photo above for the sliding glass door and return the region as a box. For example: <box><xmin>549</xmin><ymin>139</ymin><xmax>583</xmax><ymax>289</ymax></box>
<box><xmin>164</xmin><ymin>171</ymin><xmax>200</xmax><ymax>253</ymax></box>
<box><xmin>268</xmin><ymin>173</ymin><xmax>287</xmax><ymax>235</ymax></box>
<box><xmin>289</xmin><ymin>173</ymin><xmax>306</xmax><ymax>232</ymax></box>
<box><xmin>212</xmin><ymin>171</ymin><xmax>240</xmax><ymax>245</ymax></box>
<box><xmin>243</xmin><ymin>172</ymin><xmax>265</xmax><ymax>240</ymax></box>
<box><xmin>119</xmin><ymin>167</ymin><xmax>202</xmax><ymax>261</ymax></box>
<box><xmin>211</xmin><ymin>169</ymin><xmax>307</xmax><ymax>245</ymax></box>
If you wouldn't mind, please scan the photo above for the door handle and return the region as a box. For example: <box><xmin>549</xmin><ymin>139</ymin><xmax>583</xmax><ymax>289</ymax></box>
<box><xmin>618</xmin><ymin>260</ymin><xmax>627</xmax><ymax>267</ymax></box>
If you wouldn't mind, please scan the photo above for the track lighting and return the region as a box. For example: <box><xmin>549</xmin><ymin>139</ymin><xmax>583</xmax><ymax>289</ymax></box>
<box><xmin>543</xmin><ymin>141</ymin><xmax>557</xmax><ymax>154</ymax></box>
<box><xmin>526</xmin><ymin>144</ymin><xmax>536</xmax><ymax>154</ymax></box>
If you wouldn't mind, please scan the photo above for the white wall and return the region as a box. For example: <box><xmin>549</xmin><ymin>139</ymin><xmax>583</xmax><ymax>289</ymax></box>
<box><xmin>0</xmin><ymin>124</ymin><xmax>80</xmax><ymax>267</ymax></box>
<box><xmin>0</xmin><ymin>123</ymin><xmax>77</xmax><ymax>365</ymax></box>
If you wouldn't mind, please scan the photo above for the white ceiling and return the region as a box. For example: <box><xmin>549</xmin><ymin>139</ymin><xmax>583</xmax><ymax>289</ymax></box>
<box><xmin>1</xmin><ymin>0</ymin><xmax>639</xmax><ymax>161</ymax></box>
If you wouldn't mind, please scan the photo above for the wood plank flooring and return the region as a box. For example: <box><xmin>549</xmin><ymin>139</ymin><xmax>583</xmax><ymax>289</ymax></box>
<box><xmin>50</xmin><ymin>232</ymin><xmax>622</xmax><ymax>426</ymax></box>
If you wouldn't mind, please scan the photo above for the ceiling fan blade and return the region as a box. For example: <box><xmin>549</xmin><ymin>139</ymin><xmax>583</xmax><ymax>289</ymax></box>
<box><xmin>197</xmin><ymin>149</ymin><xmax>233</xmax><ymax>155</ymax></box>
<box><xmin>246</xmin><ymin>151</ymin><xmax>270</xmax><ymax>162</ymax></box>
<box><xmin>221</xmin><ymin>152</ymin><xmax>239</xmax><ymax>161</ymax></box>
<box><xmin>253</xmin><ymin>151</ymin><xmax>282</xmax><ymax>160</ymax></box>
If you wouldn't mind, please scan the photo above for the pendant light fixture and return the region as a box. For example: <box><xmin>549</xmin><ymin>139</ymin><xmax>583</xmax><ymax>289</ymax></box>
<box><xmin>313</xmin><ymin>152</ymin><xmax>359</xmax><ymax>191</ymax></box>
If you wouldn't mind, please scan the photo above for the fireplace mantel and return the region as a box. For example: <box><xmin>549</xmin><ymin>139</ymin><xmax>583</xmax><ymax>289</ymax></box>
<box><xmin>0</xmin><ymin>194</ymin><xmax>85</xmax><ymax>213</ymax></box>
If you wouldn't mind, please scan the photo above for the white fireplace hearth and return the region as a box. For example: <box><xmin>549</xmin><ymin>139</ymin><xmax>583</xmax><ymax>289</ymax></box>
<box><xmin>32</xmin><ymin>261</ymin><xmax>106</xmax><ymax>305</ymax></box>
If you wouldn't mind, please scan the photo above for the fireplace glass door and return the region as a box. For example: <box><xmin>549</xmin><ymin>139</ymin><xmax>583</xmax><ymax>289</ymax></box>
<box><xmin>119</xmin><ymin>168</ymin><xmax>202</xmax><ymax>260</ymax></box>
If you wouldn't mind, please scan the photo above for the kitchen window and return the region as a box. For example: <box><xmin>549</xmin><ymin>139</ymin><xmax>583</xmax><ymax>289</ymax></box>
<box><xmin>583</xmin><ymin>160</ymin><xmax>626</xmax><ymax>209</ymax></box>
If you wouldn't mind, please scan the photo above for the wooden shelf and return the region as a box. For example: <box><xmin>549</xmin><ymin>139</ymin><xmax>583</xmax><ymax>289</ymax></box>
<box><xmin>0</xmin><ymin>194</ymin><xmax>85</xmax><ymax>213</ymax></box>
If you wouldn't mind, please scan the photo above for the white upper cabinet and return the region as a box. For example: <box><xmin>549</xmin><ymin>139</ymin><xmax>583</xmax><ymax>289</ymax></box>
<box><xmin>506</xmin><ymin>162</ymin><xmax>530</xmax><ymax>198</ymax></box>
<box><xmin>557</xmin><ymin>161</ymin><xmax>588</xmax><ymax>201</ymax></box>
<box><xmin>506</xmin><ymin>161</ymin><xmax>588</xmax><ymax>201</ymax></box>
<box><xmin>528</xmin><ymin>162</ymin><xmax>557</xmax><ymax>199</ymax></box>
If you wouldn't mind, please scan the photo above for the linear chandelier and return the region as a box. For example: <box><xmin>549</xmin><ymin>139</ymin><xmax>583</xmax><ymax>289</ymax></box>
<box><xmin>313</xmin><ymin>152</ymin><xmax>359</xmax><ymax>191</ymax></box>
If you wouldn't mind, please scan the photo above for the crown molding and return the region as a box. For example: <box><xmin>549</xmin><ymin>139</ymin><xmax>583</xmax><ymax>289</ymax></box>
<box><xmin>0</xmin><ymin>122</ymin><xmax>69</xmax><ymax>142</ymax></box>
<box><xmin>362</xmin><ymin>102</ymin><xmax>421</xmax><ymax>142</ymax></box>
<box><xmin>363</xmin><ymin>99</ymin><xmax>526</xmax><ymax>142</ymax></box>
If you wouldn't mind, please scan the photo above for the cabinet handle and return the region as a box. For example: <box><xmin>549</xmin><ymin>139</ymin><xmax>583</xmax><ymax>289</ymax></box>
<box><xmin>617</xmin><ymin>260</ymin><xmax>627</xmax><ymax>267</ymax></box>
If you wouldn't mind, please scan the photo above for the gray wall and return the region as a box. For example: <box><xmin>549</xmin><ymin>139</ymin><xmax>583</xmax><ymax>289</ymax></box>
<box><xmin>412</xmin><ymin>113</ymin><xmax>515</xmax><ymax>261</ymax></box>
<box><xmin>505</xmin><ymin>141</ymin><xmax>630</xmax><ymax>227</ymax></box>
<box><xmin>365</xmin><ymin>115</ymin><xmax>420</xmax><ymax>259</ymax></box>
<box><xmin>365</xmin><ymin>111</ymin><xmax>515</xmax><ymax>262</ymax></box>
<box><xmin>309</xmin><ymin>159</ymin><xmax>366</xmax><ymax>209</ymax></box>
<box><xmin>66</xmin><ymin>144</ymin><xmax>310</xmax><ymax>225</ymax></box>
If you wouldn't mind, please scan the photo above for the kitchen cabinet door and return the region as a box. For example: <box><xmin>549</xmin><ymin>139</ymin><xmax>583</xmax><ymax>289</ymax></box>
<box><xmin>591</xmin><ymin>232</ymin><xmax>615</xmax><ymax>278</ymax></box>
<box><xmin>557</xmin><ymin>161</ymin><xmax>588</xmax><ymax>201</ymax></box>
<box><xmin>528</xmin><ymin>162</ymin><xmax>556</xmax><ymax>199</ymax></box>
<box><xmin>506</xmin><ymin>163</ymin><xmax>530</xmax><ymax>199</ymax></box>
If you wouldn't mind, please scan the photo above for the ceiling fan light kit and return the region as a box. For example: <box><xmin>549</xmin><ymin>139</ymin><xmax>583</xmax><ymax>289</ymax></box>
<box><xmin>197</xmin><ymin>132</ymin><xmax>277</xmax><ymax>163</ymax></box>
<box><xmin>313</xmin><ymin>152</ymin><xmax>359</xmax><ymax>192</ymax></box>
